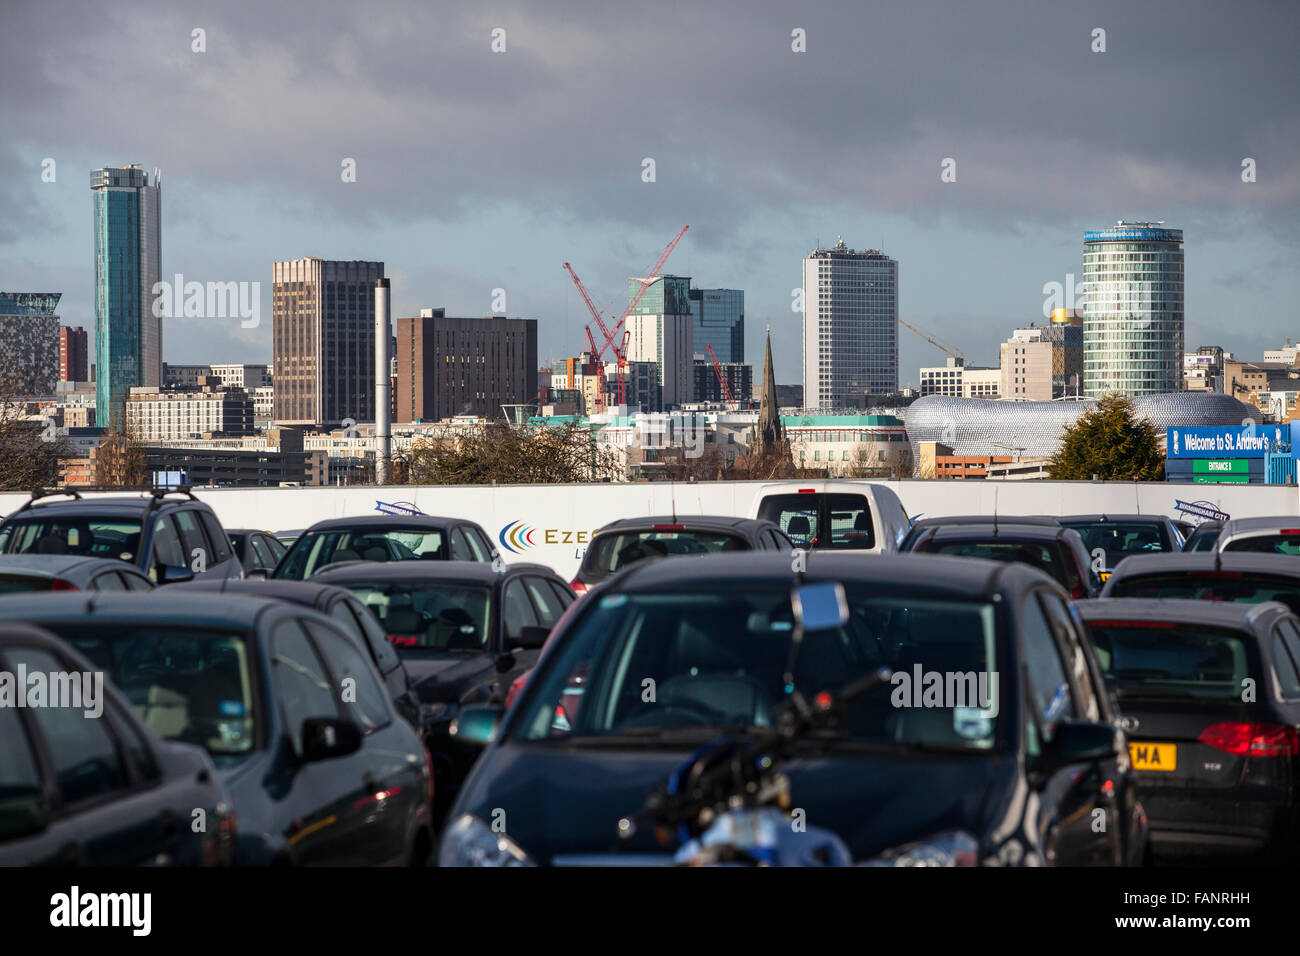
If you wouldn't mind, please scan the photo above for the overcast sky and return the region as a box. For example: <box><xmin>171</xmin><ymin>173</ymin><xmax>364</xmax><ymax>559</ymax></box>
<box><xmin>3</xmin><ymin>0</ymin><xmax>1297</xmax><ymax>389</ymax></box>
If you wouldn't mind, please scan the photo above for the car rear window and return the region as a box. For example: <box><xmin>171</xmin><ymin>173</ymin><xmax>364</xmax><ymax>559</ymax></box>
<box><xmin>756</xmin><ymin>493</ymin><xmax>874</xmax><ymax>550</ymax></box>
<box><xmin>1222</xmin><ymin>533</ymin><xmax>1300</xmax><ymax>556</ymax></box>
<box><xmin>1085</xmin><ymin>622</ymin><xmax>1253</xmax><ymax>701</ymax></box>
<box><xmin>923</xmin><ymin>539</ymin><xmax>1064</xmax><ymax>581</ymax></box>
<box><xmin>0</xmin><ymin>574</ymin><xmax>53</xmax><ymax>593</ymax></box>
<box><xmin>1061</xmin><ymin>521</ymin><xmax>1168</xmax><ymax>561</ymax></box>
<box><xmin>0</xmin><ymin>516</ymin><xmax>143</xmax><ymax>562</ymax></box>
<box><xmin>274</xmin><ymin>527</ymin><xmax>447</xmax><ymax>579</ymax></box>
<box><xmin>584</xmin><ymin>529</ymin><xmax>745</xmax><ymax>576</ymax></box>
<box><xmin>1109</xmin><ymin>573</ymin><xmax>1300</xmax><ymax>612</ymax></box>
<box><xmin>1183</xmin><ymin>527</ymin><xmax>1221</xmax><ymax>552</ymax></box>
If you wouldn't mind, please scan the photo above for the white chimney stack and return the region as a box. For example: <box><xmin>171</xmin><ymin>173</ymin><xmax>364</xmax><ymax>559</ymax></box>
<box><xmin>375</xmin><ymin>278</ymin><xmax>391</xmax><ymax>485</ymax></box>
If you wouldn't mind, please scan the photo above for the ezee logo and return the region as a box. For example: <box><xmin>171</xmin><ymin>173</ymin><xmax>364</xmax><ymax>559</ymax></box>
<box><xmin>499</xmin><ymin>520</ymin><xmax>538</xmax><ymax>554</ymax></box>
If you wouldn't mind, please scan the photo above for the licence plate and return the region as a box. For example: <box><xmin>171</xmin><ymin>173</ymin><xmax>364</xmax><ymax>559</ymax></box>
<box><xmin>1099</xmin><ymin>571</ymin><xmax>1112</xmax><ymax>582</ymax></box>
<box><xmin>1129</xmin><ymin>742</ymin><xmax>1177</xmax><ymax>771</ymax></box>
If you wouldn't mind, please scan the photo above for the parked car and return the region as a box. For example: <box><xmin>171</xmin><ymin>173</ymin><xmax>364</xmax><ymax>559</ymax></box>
<box><xmin>439</xmin><ymin>552</ymin><xmax>1147</xmax><ymax>866</ymax></box>
<box><xmin>274</xmin><ymin>529</ymin><xmax>305</xmax><ymax>548</ymax></box>
<box><xmin>0</xmin><ymin>592</ymin><xmax>434</xmax><ymax>866</ymax></box>
<box><xmin>1101</xmin><ymin>553</ymin><xmax>1300</xmax><ymax>611</ymax></box>
<box><xmin>1171</xmin><ymin>519</ymin><xmax>1196</xmax><ymax>544</ymax></box>
<box><xmin>226</xmin><ymin>529</ymin><xmax>288</xmax><ymax>574</ymax></box>
<box><xmin>1076</xmin><ymin>598</ymin><xmax>1300</xmax><ymax>862</ymax></box>
<box><xmin>571</xmin><ymin>515</ymin><xmax>793</xmax><ymax>596</ymax></box>
<box><xmin>0</xmin><ymin>554</ymin><xmax>154</xmax><ymax>593</ymax></box>
<box><xmin>0</xmin><ymin>622</ymin><xmax>235</xmax><ymax>866</ymax></box>
<box><xmin>751</xmin><ymin>481</ymin><xmax>910</xmax><ymax>554</ymax></box>
<box><xmin>1182</xmin><ymin>520</ymin><xmax>1224</xmax><ymax>552</ymax></box>
<box><xmin>174</xmin><ymin>578</ymin><xmax>423</xmax><ymax>735</ymax></box>
<box><xmin>1215</xmin><ymin>517</ymin><xmax>1300</xmax><ymax>555</ymax></box>
<box><xmin>1058</xmin><ymin>514</ymin><xmax>1185</xmax><ymax>582</ymax></box>
<box><xmin>899</xmin><ymin>515</ymin><xmax>1061</xmax><ymax>553</ymax></box>
<box><xmin>273</xmin><ymin>515</ymin><xmax>497</xmax><ymax>580</ymax></box>
<box><xmin>907</xmin><ymin>522</ymin><xmax>1101</xmax><ymax>598</ymax></box>
<box><xmin>315</xmin><ymin>560</ymin><xmax>575</xmax><ymax>818</ymax></box>
<box><xmin>0</xmin><ymin>488</ymin><xmax>241</xmax><ymax>584</ymax></box>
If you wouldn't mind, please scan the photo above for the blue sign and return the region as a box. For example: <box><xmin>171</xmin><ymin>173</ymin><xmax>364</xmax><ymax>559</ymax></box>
<box><xmin>1166</xmin><ymin>425</ymin><xmax>1285</xmax><ymax>459</ymax></box>
<box><xmin>1084</xmin><ymin>228</ymin><xmax>1183</xmax><ymax>243</ymax></box>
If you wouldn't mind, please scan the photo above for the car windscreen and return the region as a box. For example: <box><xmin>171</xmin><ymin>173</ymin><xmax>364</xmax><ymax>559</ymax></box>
<box><xmin>922</xmin><ymin>538</ymin><xmax>1064</xmax><ymax>582</ymax></box>
<box><xmin>46</xmin><ymin>624</ymin><xmax>258</xmax><ymax>760</ymax></box>
<box><xmin>511</xmin><ymin>585</ymin><xmax>1002</xmax><ymax>751</ymax></box>
<box><xmin>1109</xmin><ymin>572</ymin><xmax>1300</xmax><ymax>612</ymax></box>
<box><xmin>1222</xmin><ymin>533</ymin><xmax>1300</xmax><ymax>556</ymax></box>
<box><xmin>584</xmin><ymin>529</ymin><xmax>745</xmax><ymax>577</ymax></box>
<box><xmin>274</xmin><ymin>527</ymin><xmax>446</xmax><ymax>579</ymax></box>
<box><xmin>1060</xmin><ymin>521</ymin><xmax>1169</xmax><ymax>564</ymax></box>
<box><xmin>0</xmin><ymin>516</ymin><xmax>143</xmax><ymax>563</ymax></box>
<box><xmin>1085</xmin><ymin>622</ymin><xmax>1254</xmax><ymax>701</ymax></box>
<box><xmin>339</xmin><ymin>581</ymin><xmax>492</xmax><ymax>652</ymax></box>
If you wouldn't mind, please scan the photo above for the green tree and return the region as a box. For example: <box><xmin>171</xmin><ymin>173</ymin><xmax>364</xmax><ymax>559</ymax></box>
<box><xmin>1048</xmin><ymin>393</ymin><xmax>1164</xmax><ymax>481</ymax></box>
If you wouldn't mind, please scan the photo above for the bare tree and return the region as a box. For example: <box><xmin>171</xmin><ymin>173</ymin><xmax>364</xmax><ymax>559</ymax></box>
<box><xmin>94</xmin><ymin>425</ymin><xmax>149</xmax><ymax>489</ymax></box>
<box><xmin>0</xmin><ymin>375</ymin><xmax>68</xmax><ymax>490</ymax></box>
<box><xmin>404</xmin><ymin>420</ymin><xmax>623</xmax><ymax>484</ymax></box>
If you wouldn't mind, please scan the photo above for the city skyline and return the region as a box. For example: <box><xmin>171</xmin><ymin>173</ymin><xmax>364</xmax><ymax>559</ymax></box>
<box><xmin>2</xmin><ymin>0</ymin><xmax>1297</xmax><ymax>390</ymax></box>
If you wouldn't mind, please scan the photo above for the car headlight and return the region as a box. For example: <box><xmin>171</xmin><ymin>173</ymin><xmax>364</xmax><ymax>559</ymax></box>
<box><xmin>862</xmin><ymin>830</ymin><xmax>979</xmax><ymax>867</ymax></box>
<box><xmin>437</xmin><ymin>814</ymin><xmax>535</xmax><ymax>867</ymax></box>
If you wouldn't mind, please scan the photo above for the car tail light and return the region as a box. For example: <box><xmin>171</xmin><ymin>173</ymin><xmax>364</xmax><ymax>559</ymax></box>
<box><xmin>388</xmin><ymin>634</ymin><xmax>418</xmax><ymax>647</ymax></box>
<box><xmin>1198</xmin><ymin>722</ymin><xmax>1300</xmax><ymax>757</ymax></box>
<box><xmin>570</xmin><ymin>578</ymin><xmax>588</xmax><ymax>595</ymax></box>
<box><xmin>1281</xmin><ymin>530</ymin><xmax>1300</xmax><ymax>535</ymax></box>
<box><xmin>798</xmin><ymin>488</ymin><xmax>816</xmax><ymax>494</ymax></box>
<box><xmin>49</xmin><ymin>578</ymin><xmax>78</xmax><ymax>591</ymax></box>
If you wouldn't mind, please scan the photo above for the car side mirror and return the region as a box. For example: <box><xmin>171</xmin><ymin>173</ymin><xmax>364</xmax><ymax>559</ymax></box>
<box><xmin>451</xmin><ymin>705</ymin><xmax>503</xmax><ymax>747</ymax></box>
<box><xmin>300</xmin><ymin>717</ymin><xmax>363</xmax><ymax>763</ymax></box>
<box><xmin>1036</xmin><ymin>720</ymin><xmax>1119</xmax><ymax>778</ymax></box>
<box><xmin>513</xmin><ymin>625</ymin><xmax>550</xmax><ymax>651</ymax></box>
<box><xmin>160</xmin><ymin>564</ymin><xmax>195</xmax><ymax>584</ymax></box>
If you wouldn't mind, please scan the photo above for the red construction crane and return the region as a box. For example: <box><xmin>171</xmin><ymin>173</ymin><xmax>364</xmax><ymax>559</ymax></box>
<box><xmin>563</xmin><ymin>225</ymin><xmax>689</xmax><ymax>412</ymax></box>
<box><xmin>705</xmin><ymin>344</ymin><xmax>735</xmax><ymax>406</ymax></box>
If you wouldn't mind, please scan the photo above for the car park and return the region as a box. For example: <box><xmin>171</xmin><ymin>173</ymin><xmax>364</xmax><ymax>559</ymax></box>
<box><xmin>1101</xmin><ymin>552</ymin><xmax>1300</xmax><ymax>611</ymax></box>
<box><xmin>0</xmin><ymin>592</ymin><xmax>434</xmax><ymax>866</ymax></box>
<box><xmin>315</xmin><ymin>560</ymin><xmax>575</xmax><ymax>818</ymax></box>
<box><xmin>226</xmin><ymin>528</ymin><xmax>289</xmax><ymax>574</ymax></box>
<box><xmin>0</xmin><ymin>554</ymin><xmax>155</xmax><ymax>592</ymax></box>
<box><xmin>751</xmin><ymin>481</ymin><xmax>910</xmax><ymax>553</ymax></box>
<box><xmin>1059</xmin><ymin>514</ymin><xmax>1185</xmax><ymax>582</ymax></box>
<box><xmin>571</xmin><ymin>515</ymin><xmax>793</xmax><ymax>595</ymax></box>
<box><xmin>1215</xmin><ymin>517</ymin><xmax>1300</xmax><ymax>555</ymax></box>
<box><xmin>439</xmin><ymin>552</ymin><xmax>1146</xmax><ymax>866</ymax></box>
<box><xmin>907</xmin><ymin>521</ymin><xmax>1100</xmax><ymax>598</ymax></box>
<box><xmin>175</xmin><ymin>578</ymin><xmax>423</xmax><ymax>735</ymax></box>
<box><xmin>0</xmin><ymin>488</ymin><xmax>242</xmax><ymax>584</ymax></box>
<box><xmin>1076</xmin><ymin>598</ymin><xmax>1300</xmax><ymax>862</ymax></box>
<box><xmin>273</xmin><ymin>515</ymin><xmax>497</xmax><ymax>580</ymax></box>
<box><xmin>898</xmin><ymin>515</ymin><xmax>1061</xmax><ymax>553</ymax></box>
<box><xmin>0</xmin><ymin>622</ymin><xmax>235</xmax><ymax>866</ymax></box>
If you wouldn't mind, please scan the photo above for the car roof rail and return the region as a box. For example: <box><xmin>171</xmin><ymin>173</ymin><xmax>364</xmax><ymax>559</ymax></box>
<box><xmin>150</xmin><ymin>485</ymin><xmax>198</xmax><ymax>501</ymax></box>
<box><xmin>15</xmin><ymin>488</ymin><xmax>84</xmax><ymax>513</ymax></box>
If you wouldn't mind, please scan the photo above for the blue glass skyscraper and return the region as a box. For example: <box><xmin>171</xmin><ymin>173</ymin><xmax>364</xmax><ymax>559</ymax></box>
<box><xmin>690</xmin><ymin>287</ymin><xmax>744</xmax><ymax>364</ymax></box>
<box><xmin>92</xmin><ymin>165</ymin><xmax>161</xmax><ymax>429</ymax></box>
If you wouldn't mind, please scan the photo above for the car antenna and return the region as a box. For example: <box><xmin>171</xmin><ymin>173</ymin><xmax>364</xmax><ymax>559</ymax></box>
<box><xmin>992</xmin><ymin>487</ymin><xmax>999</xmax><ymax>537</ymax></box>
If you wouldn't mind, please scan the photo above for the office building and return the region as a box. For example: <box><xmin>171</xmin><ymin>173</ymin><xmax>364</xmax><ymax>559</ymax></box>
<box><xmin>1082</xmin><ymin>221</ymin><xmax>1184</xmax><ymax>397</ymax></box>
<box><xmin>1000</xmin><ymin>329</ymin><xmax>1055</xmax><ymax>401</ymax></box>
<box><xmin>395</xmin><ymin>308</ymin><xmax>538</xmax><ymax>422</ymax></box>
<box><xmin>125</xmin><ymin>385</ymin><xmax>255</xmax><ymax>441</ymax></box>
<box><xmin>625</xmin><ymin>275</ymin><xmax>694</xmax><ymax>408</ymax></box>
<box><xmin>59</xmin><ymin>325</ymin><xmax>89</xmax><ymax>383</ymax></box>
<box><xmin>605</xmin><ymin>360</ymin><xmax>660</xmax><ymax>413</ymax></box>
<box><xmin>0</xmin><ymin>292</ymin><xmax>61</xmax><ymax>395</ymax></box>
<box><xmin>802</xmin><ymin>239</ymin><xmax>899</xmax><ymax>408</ymax></box>
<box><xmin>272</xmin><ymin>258</ymin><xmax>384</xmax><ymax>425</ymax></box>
<box><xmin>919</xmin><ymin>357</ymin><xmax>999</xmax><ymax>399</ymax></box>
<box><xmin>92</xmin><ymin>165</ymin><xmax>162</xmax><ymax>428</ymax></box>
<box><xmin>690</xmin><ymin>288</ymin><xmax>744</xmax><ymax>364</ymax></box>
<box><xmin>693</xmin><ymin>360</ymin><xmax>753</xmax><ymax>404</ymax></box>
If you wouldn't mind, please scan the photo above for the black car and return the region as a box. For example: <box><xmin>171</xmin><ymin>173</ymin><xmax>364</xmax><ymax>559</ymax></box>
<box><xmin>572</xmin><ymin>515</ymin><xmax>793</xmax><ymax>595</ymax></box>
<box><xmin>899</xmin><ymin>515</ymin><xmax>1061</xmax><ymax>553</ymax></box>
<box><xmin>1058</xmin><ymin>513</ymin><xmax>1184</xmax><ymax>582</ymax></box>
<box><xmin>226</xmin><ymin>528</ymin><xmax>288</xmax><ymax>574</ymax></box>
<box><xmin>438</xmin><ymin>552</ymin><xmax>1147</xmax><ymax>866</ymax></box>
<box><xmin>175</xmin><ymin>578</ymin><xmax>423</xmax><ymax>735</ymax></box>
<box><xmin>273</xmin><ymin>515</ymin><xmax>497</xmax><ymax>580</ymax></box>
<box><xmin>0</xmin><ymin>554</ymin><xmax>155</xmax><ymax>592</ymax></box>
<box><xmin>1182</xmin><ymin>521</ymin><xmax>1224</xmax><ymax>552</ymax></box>
<box><xmin>907</xmin><ymin>522</ymin><xmax>1101</xmax><ymax>598</ymax></box>
<box><xmin>1101</xmin><ymin>552</ymin><xmax>1300</xmax><ymax>612</ymax></box>
<box><xmin>315</xmin><ymin>560</ymin><xmax>575</xmax><ymax>818</ymax></box>
<box><xmin>1076</xmin><ymin>598</ymin><xmax>1300</xmax><ymax>862</ymax></box>
<box><xmin>0</xmin><ymin>488</ymin><xmax>242</xmax><ymax>584</ymax></box>
<box><xmin>0</xmin><ymin>592</ymin><xmax>434</xmax><ymax>866</ymax></box>
<box><xmin>0</xmin><ymin>622</ymin><xmax>235</xmax><ymax>866</ymax></box>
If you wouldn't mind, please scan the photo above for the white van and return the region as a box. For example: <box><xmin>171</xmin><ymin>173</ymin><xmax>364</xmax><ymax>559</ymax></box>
<box><xmin>749</xmin><ymin>481</ymin><xmax>910</xmax><ymax>554</ymax></box>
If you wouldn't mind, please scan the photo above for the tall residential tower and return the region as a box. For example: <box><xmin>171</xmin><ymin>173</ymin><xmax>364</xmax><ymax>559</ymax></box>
<box><xmin>92</xmin><ymin>165</ymin><xmax>161</xmax><ymax>428</ymax></box>
<box><xmin>802</xmin><ymin>239</ymin><xmax>898</xmax><ymax>408</ymax></box>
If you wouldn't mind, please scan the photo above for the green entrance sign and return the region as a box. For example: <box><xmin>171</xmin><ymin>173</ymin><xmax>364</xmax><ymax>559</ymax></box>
<box><xmin>1192</xmin><ymin>459</ymin><xmax>1249</xmax><ymax>475</ymax></box>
